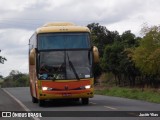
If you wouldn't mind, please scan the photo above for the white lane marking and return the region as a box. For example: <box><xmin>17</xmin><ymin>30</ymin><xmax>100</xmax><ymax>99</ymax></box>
<box><xmin>104</xmin><ymin>106</ymin><xmax>117</xmax><ymax>110</ymax></box>
<box><xmin>2</xmin><ymin>88</ymin><xmax>40</xmax><ymax>120</ymax></box>
<box><xmin>90</xmin><ymin>102</ymin><xmax>97</xmax><ymax>105</ymax></box>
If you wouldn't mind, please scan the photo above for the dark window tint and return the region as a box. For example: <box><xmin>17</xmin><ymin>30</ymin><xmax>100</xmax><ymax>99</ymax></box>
<box><xmin>38</xmin><ymin>33</ymin><xmax>90</xmax><ymax>50</ymax></box>
<box><xmin>38</xmin><ymin>50</ymin><xmax>92</xmax><ymax>80</ymax></box>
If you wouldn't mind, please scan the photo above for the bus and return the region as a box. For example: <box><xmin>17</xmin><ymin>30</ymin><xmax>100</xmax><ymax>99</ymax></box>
<box><xmin>29</xmin><ymin>22</ymin><xmax>99</xmax><ymax>106</ymax></box>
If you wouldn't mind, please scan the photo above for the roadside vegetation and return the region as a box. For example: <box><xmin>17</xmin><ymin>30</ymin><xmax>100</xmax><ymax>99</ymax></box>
<box><xmin>88</xmin><ymin>23</ymin><xmax>160</xmax><ymax>103</ymax></box>
<box><xmin>88</xmin><ymin>23</ymin><xmax>160</xmax><ymax>88</ymax></box>
<box><xmin>0</xmin><ymin>79</ymin><xmax>4</xmax><ymax>87</ymax></box>
<box><xmin>1</xmin><ymin>70</ymin><xmax>29</xmax><ymax>88</ymax></box>
<box><xmin>95</xmin><ymin>87</ymin><xmax>160</xmax><ymax>103</ymax></box>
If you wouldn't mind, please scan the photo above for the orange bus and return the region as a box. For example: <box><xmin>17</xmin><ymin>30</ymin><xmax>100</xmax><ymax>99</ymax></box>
<box><xmin>29</xmin><ymin>22</ymin><xmax>99</xmax><ymax>106</ymax></box>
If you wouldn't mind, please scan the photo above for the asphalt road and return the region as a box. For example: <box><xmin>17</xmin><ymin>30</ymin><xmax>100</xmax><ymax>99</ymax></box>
<box><xmin>1</xmin><ymin>87</ymin><xmax>160</xmax><ymax>120</ymax></box>
<box><xmin>0</xmin><ymin>88</ymin><xmax>32</xmax><ymax>120</ymax></box>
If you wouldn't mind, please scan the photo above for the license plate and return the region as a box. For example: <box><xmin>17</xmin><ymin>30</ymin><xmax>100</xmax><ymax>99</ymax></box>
<box><xmin>62</xmin><ymin>93</ymin><xmax>72</xmax><ymax>96</ymax></box>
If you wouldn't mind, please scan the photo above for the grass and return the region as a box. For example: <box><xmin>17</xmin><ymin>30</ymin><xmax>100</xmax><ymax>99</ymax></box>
<box><xmin>95</xmin><ymin>87</ymin><xmax>160</xmax><ymax>103</ymax></box>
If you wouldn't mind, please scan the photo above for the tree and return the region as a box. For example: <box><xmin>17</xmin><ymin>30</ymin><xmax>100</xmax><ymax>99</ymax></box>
<box><xmin>2</xmin><ymin>70</ymin><xmax>29</xmax><ymax>87</ymax></box>
<box><xmin>102</xmin><ymin>41</ymin><xmax>124</xmax><ymax>85</ymax></box>
<box><xmin>87</xmin><ymin>23</ymin><xmax>120</xmax><ymax>78</ymax></box>
<box><xmin>87</xmin><ymin>23</ymin><xmax>120</xmax><ymax>57</ymax></box>
<box><xmin>132</xmin><ymin>25</ymin><xmax>160</xmax><ymax>76</ymax></box>
<box><xmin>131</xmin><ymin>25</ymin><xmax>160</xmax><ymax>88</ymax></box>
<box><xmin>121</xmin><ymin>30</ymin><xmax>139</xmax><ymax>48</ymax></box>
<box><xmin>0</xmin><ymin>75</ymin><xmax>3</xmax><ymax>79</ymax></box>
<box><xmin>0</xmin><ymin>50</ymin><xmax>7</xmax><ymax>64</ymax></box>
<box><xmin>102</xmin><ymin>30</ymin><xmax>140</xmax><ymax>86</ymax></box>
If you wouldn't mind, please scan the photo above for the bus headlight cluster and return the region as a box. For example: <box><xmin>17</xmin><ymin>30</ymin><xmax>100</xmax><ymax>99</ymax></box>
<box><xmin>84</xmin><ymin>85</ymin><xmax>91</xmax><ymax>89</ymax></box>
<box><xmin>80</xmin><ymin>85</ymin><xmax>91</xmax><ymax>89</ymax></box>
<box><xmin>42</xmin><ymin>87</ymin><xmax>48</xmax><ymax>91</ymax></box>
<box><xmin>42</xmin><ymin>87</ymin><xmax>53</xmax><ymax>91</ymax></box>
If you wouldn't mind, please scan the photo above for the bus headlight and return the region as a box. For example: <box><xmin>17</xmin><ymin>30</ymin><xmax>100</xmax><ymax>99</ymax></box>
<box><xmin>42</xmin><ymin>87</ymin><xmax>48</xmax><ymax>91</ymax></box>
<box><xmin>85</xmin><ymin>85</ymin><xmax>91</xmax><ymax>89</ymax></box>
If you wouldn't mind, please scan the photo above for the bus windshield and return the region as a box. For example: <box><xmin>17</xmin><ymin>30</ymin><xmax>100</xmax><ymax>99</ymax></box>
<box><xmin>38</xmin><ymin>50</ymin><xmax>92</xmax><ymax>80</ymax></box>
<box><xmin>38</xmin><ymin>33</ymin><xmax>90</xmax><ymax>50</ymax></box>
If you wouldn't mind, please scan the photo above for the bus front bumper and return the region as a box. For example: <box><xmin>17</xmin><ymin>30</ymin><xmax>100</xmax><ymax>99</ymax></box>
<box><xmin>38</xmin><ymin>89</ymin><xmax>94</xmax><ymax>100</ymax></box>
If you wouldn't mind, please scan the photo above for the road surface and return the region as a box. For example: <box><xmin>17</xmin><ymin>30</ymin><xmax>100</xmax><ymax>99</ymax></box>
<box><xmin>0</xmin><ymin>88</ymin><xmax>32</xmax><ymax>120</ymax></box>
<box><xmin>0</xmin><ymin>87</ymin><xmax>160</xmax><ymax>120</ymax></box>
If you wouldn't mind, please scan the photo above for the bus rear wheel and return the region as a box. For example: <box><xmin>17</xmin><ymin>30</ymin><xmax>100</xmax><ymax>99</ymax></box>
<box><xmin>32</xmin><ymin>96</ymin><xmax>38</xmax><ymax>103</ymax></box>
<box><xmin>39</xmin><ymin>100</ymin><xmax>45</xmax><ymax>107</ymax></box>
<box><xmin>81</xmin><ymin>98</ymin><xmax>89</xmax><ymax>105</ymax></box>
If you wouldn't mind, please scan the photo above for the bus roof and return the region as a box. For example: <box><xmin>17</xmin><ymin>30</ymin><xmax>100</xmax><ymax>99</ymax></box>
<box><xmin>36</xmin><ymin>22</ymin><xmax>90</xmax><ymax>34</ymax></box>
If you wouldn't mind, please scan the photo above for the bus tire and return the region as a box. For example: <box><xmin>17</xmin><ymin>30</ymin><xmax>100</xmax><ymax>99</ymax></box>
<box><xmin>32</xmin><ymin>96</ymin><xmax>38</xmax><ymax>103</ymax></box>
<box><xmin>39</xmin><ymin>100</ymin><xmax>45</xmax><ymax>107</ymax></box>
<box><xmin>81</xmin><ymin>98</ymin><xmax>89</xmax><ymax>105</ymax></box>
<box><xmin>74</xmin><ymin>98</ymin><xmax>80</xmax><ymax>102</ymax></box>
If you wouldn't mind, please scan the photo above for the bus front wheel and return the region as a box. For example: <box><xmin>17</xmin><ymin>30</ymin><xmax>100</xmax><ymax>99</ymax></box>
<box><xmin>81</xmin><ymin>98</ymin><xmax>89</xmax><ymax>105</ymax></box>
<box><xmin>39</xmin><ymin>100</ymin><xmax>45</xmax><ymax>107</ymax></box>
<box><xmin>32</xmin><ymin>96</ymin><xmax>38</xmax><ymax>103</ymax></box>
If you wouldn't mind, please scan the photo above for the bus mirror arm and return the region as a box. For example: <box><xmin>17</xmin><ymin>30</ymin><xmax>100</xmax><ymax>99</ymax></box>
<box><xmin>29</xmin><ymin>48</ymin><xmax>36</xmax><ymax>65</ymax></box>
<box><xmin>92</xmin><ymin>46</ymin><xmax>99</xmax><ymax>63</ymax></box>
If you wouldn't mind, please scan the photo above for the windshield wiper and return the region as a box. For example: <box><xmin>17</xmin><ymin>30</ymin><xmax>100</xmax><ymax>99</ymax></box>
<box><xmin>67</xmin><ymin>53</ymin><xmax>80</xmax><ymax>80</ymax></box>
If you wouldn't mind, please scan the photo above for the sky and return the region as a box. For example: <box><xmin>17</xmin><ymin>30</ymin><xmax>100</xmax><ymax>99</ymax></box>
<box><xmin>0</xmin><ymin>0</ymin><xmax>160</xmax><ymax>77</ymax></box>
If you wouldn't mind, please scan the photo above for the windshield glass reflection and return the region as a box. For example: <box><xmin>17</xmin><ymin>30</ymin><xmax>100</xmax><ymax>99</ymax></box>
<box><xmin>38</xmin><ymin>50</ymin><xmax>92</xmax><ymax>80</ymax></box>
<box><xmin>38</xmin><ymin>33</ymin><xmax>90</xmax><ymax>50</ymax></box>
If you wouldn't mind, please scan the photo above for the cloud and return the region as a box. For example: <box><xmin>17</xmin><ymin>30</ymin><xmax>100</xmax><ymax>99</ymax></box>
<box><xmin>0</xmin><ymin>29</ymin><xmax>33</xmax><ymax>76</ymax></box>
<box><xmin>4</xmin><ymin>0</ymin><xmax>160</xmax><ymax>29</ymax></box>
<box><xmin>0</xmin><ymin>0</ymin><xmax>150</xmax><ymax>30</ymax></box>
<box><xmin>0</xmin><ymin>53</ymin><xmax>29</xmax><ymax>76</ymax></box>
<box><xmin>0</xmin><ymin>0</ymin><xmax>38</xmax><ymax>11</ymax></box>
<box><xmin>0</xmin><ymin>29</ymin><xmax>33</xmax><ymax>51</ymax></box>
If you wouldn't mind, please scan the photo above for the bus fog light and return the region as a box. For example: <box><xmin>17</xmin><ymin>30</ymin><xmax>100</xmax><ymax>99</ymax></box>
<box><xmin>42</xmin><ymin>87</ymin><xmax>48</xmax><ymax>91</ymax></box>
<box><xmin>85</xmin><ymin>85</ymin><xmax>91</xmax><ymax>89</ymax></box>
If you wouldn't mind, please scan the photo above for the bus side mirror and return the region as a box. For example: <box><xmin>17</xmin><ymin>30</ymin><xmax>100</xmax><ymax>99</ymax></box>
<box><xmin>93</xmin><ymin>46</ymin><xmax>99</xmax><ymax>63</ymax></box>
<box><xmin>29</xmin><ymin>48</ymin><xmax>36</xmax><ymax>65</ymax></box>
